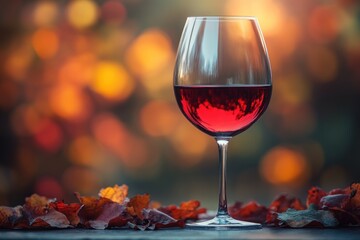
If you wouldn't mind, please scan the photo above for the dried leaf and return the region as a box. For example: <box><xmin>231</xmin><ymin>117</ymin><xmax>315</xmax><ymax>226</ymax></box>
<box><xmin>229</xmin><ymin>201</ymin><xmax>268</xmax><ymax>223</ymax></box>
<box><xmin>306</xmin><ymin>187</ymin><xmax>327</xmax><ymax>208</ymax></box>
<box><xmin>269</xmin><ymin>194</ymin><xmax>306</xmax><ymax>213</ymax></box>
<box><xmin>0</xmin><ymin>206</ymin><xmax>24</xmax><ymax>228</ymax></box>
<box><xmin>277</xmin><ymin>204</ymin><xmax>339</xmax><ymax>228</ymax></box>
<box><xmin>49</xmin><ymin>202</ymin><xmax>81</xmax><ymax>226</ymax></box>
<box><xmin>30</xmin><ymin>209</ymin><xmax>70</xmax><ymax>228</ymax></box>
<box><xmin>76</xmin><ymin>193</ymin><xmax>125</xmax><ymax>229</ymax></box>
<box><xmin>158</xmin><ymin>200</ymin><xmax>206</xmax><ymax>221</ymax></box>
<box><xmin>127</xmin><ymin>194</ymin><xmax>150</xmax><ymax>220</ymax></box>
<box><xmin>98</xmin><ymin>184</ymin><xmax>129</xmax><ymax>204</ymax></box>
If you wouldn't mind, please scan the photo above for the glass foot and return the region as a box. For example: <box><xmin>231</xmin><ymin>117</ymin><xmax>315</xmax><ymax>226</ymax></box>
<box><xmin>186</xmin><ymin>215</ymin><xmax>262</xmax><ymax>229</ymax></box>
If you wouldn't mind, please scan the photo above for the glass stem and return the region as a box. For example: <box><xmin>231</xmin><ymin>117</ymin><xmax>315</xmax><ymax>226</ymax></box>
<box><xmin>215</xmin><ymin>137</ymin><xmax>231</xmax><ymax>217</ymax></box>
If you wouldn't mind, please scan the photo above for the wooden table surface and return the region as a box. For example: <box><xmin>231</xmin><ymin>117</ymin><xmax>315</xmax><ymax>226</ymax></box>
<box><xmin>1</xmin><ymin>227</ymin><xmax>360</xmax><ymax>240</ymax></box>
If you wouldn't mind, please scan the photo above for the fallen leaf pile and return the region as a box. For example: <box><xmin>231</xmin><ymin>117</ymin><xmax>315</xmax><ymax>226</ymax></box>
<box><xmin>0</xmin><ymin>183</ymin><xmax>359</xmax><ymax>230</ymax></box>
<box><xmin>229</xmin><ymin>183</ymin><xmax>360</xmax><ymax>228</ymax></box>
<box><xmin>0</xmin><ymin>184</ymin><xmax>205</xmax><ymax>230</ymax></box>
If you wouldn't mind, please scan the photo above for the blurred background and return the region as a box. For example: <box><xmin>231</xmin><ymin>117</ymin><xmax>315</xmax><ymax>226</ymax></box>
<box><xmin>0</xmin><ymin>0</ymin><xmax>359</xmax><ymax>208</ymax></box>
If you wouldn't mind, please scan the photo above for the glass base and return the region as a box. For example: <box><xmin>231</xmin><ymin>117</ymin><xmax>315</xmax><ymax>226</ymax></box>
<box><xmin>186</xmin><ymin>215</ymin><xmax>262</xmax><ymax>229</ymax></box>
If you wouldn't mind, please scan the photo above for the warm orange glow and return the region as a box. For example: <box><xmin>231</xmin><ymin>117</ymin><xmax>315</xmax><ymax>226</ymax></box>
<box><xmin>66</xmin><ymin>0</ymin><xmax>98</xmax><ymax>29</ymax></box>
<box><xmin>91</xmin><ymin>113</ymin><xmax>150</xmax><ymax>169</ymax></box>
<box><xmin>224</xmin><ymin>0</ymin><xmax>286</xmax><ymax>36</ymax></box>
<box><xmin>33</xmin><ymin>1</ymin><xmax>59</xmax><ymax>27</ymax></box>
<box><xmin>33</xmin><ymin>119</ymin><xmax>63</xmax><ymax>152</ymax></box>
<box><xmin>58</xmin><ymin>53</ymin><xmax>96</xmax><ymax>86</ymax></box>
<box><xmin>169</xmin><ymin>123</ymin><xmax>211</xmax><ymax>167</ymax></box>
<box><xmin>305</xmin><ymin>46</ymin><xmax>338</xmax><ymax>82</ymax></box>
<box><xmin>49</xmin><ymin>84</ymin><xmax>90</xmax><ymax>121</ymax></box>
<box><xmin>125</xmin><ymin>29</ymin><xmax>174</xmax><ymax>77</ymax></box>
<box><xmin>140</xmin><ymin>100</ymin><xmax>179</xmax><ymax>137</ymax></box>
<box><xmin>68</xmin><ymin>136</ymin><xmax>99</xmax><ymax>166</ymax></box>
<box><xmin>260</xmin><ymin>146</ymin><xmax>309</xmax><ymax>186</ymax></box>
<box><xmin>90</xmin><ymin>61</ymin><xmax>135</xmax><ymax>101</ymax></box>
<box><xmin>5</xmin><ymin>43</ymin><xmax>33</xmax><ymax>81</ymax></box>
<box><xmin>32</xmin><ymin>28</ymin><xmax>59</xmax><ymax>59</ymax></box>
<box><xmin>308</xmin><ymin>5</ymin><xmax>341</xmax><ymax>43</ymax></box>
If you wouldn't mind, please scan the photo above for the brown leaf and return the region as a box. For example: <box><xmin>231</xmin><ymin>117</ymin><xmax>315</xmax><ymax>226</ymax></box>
<box><xmin>0</xmin><ymin>206</ymin><xmax>24</xmax><ymax>229</ymax></box>
<box><xmin>76</xmin><ymin>193</ymin><xmax>125</xmax><ymax>229</ymax></box>
<box><xmin>98</xmin><ymin>184</ymin><xmax>129</xmax><ymax>204</ymax></box>
<box><xmin>127</xmin><ymin>194</ymin><xmax>150</xmax><ymax>220</ymax></box>
<box><xmin>277</xmin><ymin>204</ymin><xmax>339</xmax><ymax>228</ymax></box>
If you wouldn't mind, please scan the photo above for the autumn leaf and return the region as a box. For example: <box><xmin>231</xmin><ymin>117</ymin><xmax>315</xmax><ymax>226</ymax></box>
<box><xmin>99</xmin><ymin>184</ymin><xmax>129</xmax><ymax>204</ymax></box>
<box><xmin>268</xmin><ymin>194</ymin><xmax>305</xmax><ymax>215</ymax></box>
<box><xmin>22</xmin><ymin>194</ymin><xmax>70</xmax><ymax>229</ymax></box>
<box><xmin>0</xmin><ymin>206</ymin><xmax>24</xmax><ymax>229</ymax></box>
<box><xmin>75</xmin><ymin>193</ymin><xmax>125</xmax><ymax>229</ymax></box>
<box><xmin>158</xmin><ymin>200</ymin><xmax>206</xmax><ymax>221</ymax></box>
<box><xmin>127</xmin><ymin>194</ymin><xmax>150</xmax><ymax>220</ymax></box>
<box><xmin>229</xmin><ymin>201</ymin><xmax>268</xmax><ymax>223</ymax></box>
<box><xmin>49</xmin><ymin>202</ymin><xmax>81</xmax><ymax>226</ymax></box>
<box><xmin>277</xmin><ymin>204</ymin><xmax>339</xmax><ymax>228</ymax></box>
<box><xmin>306</xmin><ymin>187</ymin><xmax>327</xmax><ymax>208</ymax></box>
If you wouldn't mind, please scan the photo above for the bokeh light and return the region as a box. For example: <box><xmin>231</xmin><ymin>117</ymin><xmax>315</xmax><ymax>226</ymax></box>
<box><xmin>0</xmin><ymin>0</ymin><xmax>359</xmax><ymax>206</ymax></box>
<box><xmin>33</xmin><ymin>1</ymin><xmax>59</xmax><ymax>27</ymax></box>
<box><xmin>260</xmin><ymin>146</ymin><xmax>310</xmax><ymax>187</ymax></box>
<box><xmin>90</xmin><ymin>61</ymin><xmax>135</xmax><ymax>102</ymax></box>
<box><xmin>140</xmin><ymin>100</ymin><xmax>180</xmax><ymax>137</ymax></box>
<box><xmin>66</xmin><ymin>0</ymin><xmax>98</xmax><ymax>29</ymax></box>
<box><xmin>31</xmin><ymin>28</ymin><xmax>59</xmax><ymax>59</ymax></box>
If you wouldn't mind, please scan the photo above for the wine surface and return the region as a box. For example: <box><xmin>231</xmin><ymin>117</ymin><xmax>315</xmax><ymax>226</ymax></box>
<box><xmin>174</xmin><ymin>85</ymin><xmax>272</xmax><ymax>137</ymax></box>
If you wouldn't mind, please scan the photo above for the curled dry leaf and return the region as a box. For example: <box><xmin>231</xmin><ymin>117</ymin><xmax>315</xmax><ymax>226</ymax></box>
<box><xmin>158</xmin><ymin>200</ymin><xmax>206</xmax><ymax>221</ymax></box>
<box><xmin>229</xmin><ymin>201</ymin><xmax>268</xmax><ymax>223</ymax></box>
<box><xmin>127</xmin><ymin>194</ymin><xmax>150</xmax><ymax>220</ymax></box>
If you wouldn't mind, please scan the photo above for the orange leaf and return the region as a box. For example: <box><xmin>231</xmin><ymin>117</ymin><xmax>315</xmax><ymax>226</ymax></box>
<box><xmin>127</xmin><ymin>194</ymin><xmax>150</xmax><ymax>220</ymax></box>
<box><xmin>98</xmin><ymin>184</ymin><xmax>128</xmax><ymax>204</ymax></box>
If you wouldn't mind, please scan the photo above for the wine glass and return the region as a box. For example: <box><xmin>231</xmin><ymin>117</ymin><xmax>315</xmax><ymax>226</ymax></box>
<box><xmin>173</xmin><ymin>16</ymin><xmax>272</xmax><ymax>228</ymax></box>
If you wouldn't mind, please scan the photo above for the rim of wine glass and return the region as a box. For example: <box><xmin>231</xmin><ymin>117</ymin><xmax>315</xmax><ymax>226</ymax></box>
<box><xmin>187</xmin><ymin>16</ymin><xmax>257</xmax><ymax>20</ymax></box>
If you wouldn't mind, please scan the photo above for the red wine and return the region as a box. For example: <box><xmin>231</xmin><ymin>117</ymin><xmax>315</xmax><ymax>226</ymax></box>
<box><xmin>174</xmin><ymin>85</ymin><xmax>272</xmax><ymax>137</ymax></box>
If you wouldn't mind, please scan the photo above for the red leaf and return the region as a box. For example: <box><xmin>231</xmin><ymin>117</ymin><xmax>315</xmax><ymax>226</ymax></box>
<box><xmin>229</xmin><ymin>201</ymin><xmax>268</xmax><ymax>223</ymax></box>
<box><xmin>269</xmin><ymin>194</ymin><xmax>306</xmax><ymax>213</ymax></box>
<box><xmin>49</xmin><ymin>202</ymin><xmax>81</xmax><ymax>226</ymax></box>
<box><xmin>306</xmin><ymin>187</ymin><xmax>327</xmax><ymax>208</ymax></box>
<box><xmin>158</xmin><ymin>200</ymin><xmax>206</xmax><ymax>221</ymax></box>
